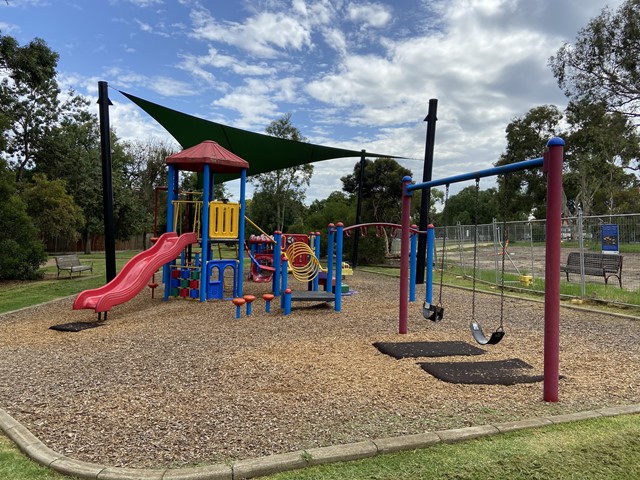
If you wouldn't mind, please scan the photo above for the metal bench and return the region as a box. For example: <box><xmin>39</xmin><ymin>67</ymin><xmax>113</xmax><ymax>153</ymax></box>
<box><xmin>560</xmin><ymin>252</ymin><xmax>622</xmax><ymax>287</ymax></box>
<box><xmin>55</xmin><ymin>254</ymin><xmax>93</xmax><ymax>278</ymax></box>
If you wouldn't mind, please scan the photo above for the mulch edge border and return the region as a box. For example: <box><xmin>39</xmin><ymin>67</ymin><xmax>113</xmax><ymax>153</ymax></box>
<box><xmin>1</xmin><ymin>404</ymin><xmax>639</xmax><ymax>480</ymax></box>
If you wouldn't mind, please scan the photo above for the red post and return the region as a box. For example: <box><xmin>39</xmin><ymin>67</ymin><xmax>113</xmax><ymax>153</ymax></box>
<box><xmin>543</xmin><ymin>137</ymin><xmax>564</xmax><ymax>402</ymax></box>
<box><xmin>399</xmin><ymin>176</ymin><xmax>413</xmax><ymax>334</ymax></box>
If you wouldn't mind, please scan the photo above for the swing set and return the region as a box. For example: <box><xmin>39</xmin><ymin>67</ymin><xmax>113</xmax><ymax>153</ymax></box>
<box><xmin>399</xmin><ymin>137</ymin><xmax>565</xmax><ymax>402</ymax></box>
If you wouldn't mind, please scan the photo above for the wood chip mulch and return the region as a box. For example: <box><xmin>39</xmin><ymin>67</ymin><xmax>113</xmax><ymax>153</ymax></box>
<box><xmin>0</xmin><ymin>271</ymin><xmax>638</xmax><ymax>469</ymax></box>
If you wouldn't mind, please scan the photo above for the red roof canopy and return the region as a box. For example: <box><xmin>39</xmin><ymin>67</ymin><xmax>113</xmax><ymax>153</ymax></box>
<box><xmin>165</xmin><ymin>140</ymin><xmax>250</xmax><ymax>173</ymax></box>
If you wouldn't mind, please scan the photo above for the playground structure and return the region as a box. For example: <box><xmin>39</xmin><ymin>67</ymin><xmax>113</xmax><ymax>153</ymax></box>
<box><xmin>73</xmin><ymin>140</ymin><xmax>250</xmax><ymax>315</ymax></box>
<box><xmin>398</xmin><ymin>137</ymin><xmax>564</xmax><ymax>402</ymax></box>
<box><xmin>73</xmin><ymin>140</ymin><xmax>353</xmax><ymax>317</ymax></box>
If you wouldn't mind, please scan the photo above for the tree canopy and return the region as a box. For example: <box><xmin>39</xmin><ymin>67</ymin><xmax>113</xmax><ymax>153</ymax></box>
<box><xmin>341</xmin><ymin>157</ymin><xmax>411</xmax><ymax>225</ymax></box>
<box><xmin>549</xmin><ymin>0</ymin><xmax>640</xmax><ymax>119</ymax></box>
<box><xmin>248</xmin><ymin>113</ymin><xmax>313</xmax><ymax>233</ymax></box>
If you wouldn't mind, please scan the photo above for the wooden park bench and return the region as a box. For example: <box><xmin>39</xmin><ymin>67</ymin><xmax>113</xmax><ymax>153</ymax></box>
<box><xmin>560</xmin><ymin>252</ymin><xmax>623</xmax><ymax>288</ymax></box>
<box><xmin>55</xmin><ymin>254</ymin><xmax>93</xmax><ymax>278</ymax></box>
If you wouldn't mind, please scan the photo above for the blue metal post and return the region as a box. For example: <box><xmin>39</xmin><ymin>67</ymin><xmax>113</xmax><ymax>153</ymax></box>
<box><xmin>273</xmin><ymin>231</ymin><xmax>282</xmax><ymax>296</ymax></box>
<box><xmin>281</xmin><ymin>257</ymin><xmax>289</xmax><ymax>308</ymax></box>
<box><xmin>284</xmin><ymin>289</ymin><xmax>292</xmax><ymax>315</ymax></box>
<box><xmin>410</xmin><ymin>225</ymin><xmax>417</xmax><ymax>302</ymax></box>
<box><xmin>164</xmin><ymin>164</ymin><xmax>177</xmax><ymax>301</ymax></box>
<box><xmin>335</xmin><ymin>223</ymin><xmax>343</xmax><ymax>312</ymax></box>
<box><xmin>326</xmin><ymin>224</ymin><xmax>334</xmax><ymax>292</ymax></box>
<box><xmin>199</xmin><ymin>164</ymin><xmax>210</xmax><ymax>302</ymax></box>
<box><xmin>237</xmin><ymin>169</ymin><xmax>247</xmax><ymax>298</ymax></box>
<box><xmin>426</xmin><ymin>224</ymin><xmax>435</xmax><ymax>305</ymax></box>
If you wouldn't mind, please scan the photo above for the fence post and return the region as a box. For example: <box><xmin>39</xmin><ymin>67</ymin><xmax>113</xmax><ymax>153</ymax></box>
<box><xmin>578</xmin><ymin>210</ymin><xmax>586</xmax><ymax>298</ymax></box>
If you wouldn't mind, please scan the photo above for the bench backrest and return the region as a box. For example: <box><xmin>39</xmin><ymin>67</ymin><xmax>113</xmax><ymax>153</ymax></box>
<box><xmin>565</xmin><ymin>252</ymin><xmax>622</xmax><ymax>272</ymax></box>
<box><xmin>56</xmin><ymin>255</ymin><xmax>81</xmax><ymax>268</ymax></box>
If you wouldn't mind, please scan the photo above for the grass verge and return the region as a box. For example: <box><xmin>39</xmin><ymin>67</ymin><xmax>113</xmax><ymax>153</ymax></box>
<box><xmin>0</xmin><ymin>251</ymin><xmax>138</xmax><ymax>314</ymax></box>
<box><xmin>1</xmin><ymin>415</ymin><xmax>638</xmax><ymax>479</ymax></box>
<box><xmin>265</xmin><ymin>415</ymin><xmax>640</xmax><ymax>480</ymax></box>
<box><xmin>0</xmin><ymin>436</ymin><xmax>71</xmax><ymax>479</ymax></box>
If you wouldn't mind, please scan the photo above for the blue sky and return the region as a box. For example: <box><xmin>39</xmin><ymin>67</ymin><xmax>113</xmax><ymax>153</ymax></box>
<box><xmin>1</xmin><ymin>0</ymin><xmax>624</xmax><ymax>202</ymax></box>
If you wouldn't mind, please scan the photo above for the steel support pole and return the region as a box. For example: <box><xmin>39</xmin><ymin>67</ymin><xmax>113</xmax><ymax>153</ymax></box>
<box><xmin>543</xmin><ymin>137</ymin><xmax>564</xmax><ymax>402</ymax></box>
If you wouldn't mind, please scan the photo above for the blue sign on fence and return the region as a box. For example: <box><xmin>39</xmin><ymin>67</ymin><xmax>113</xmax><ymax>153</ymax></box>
<box><xmin>601</xmin><ymin>224</ymin><xmax>619</xmax><ymax>254</ymax></box>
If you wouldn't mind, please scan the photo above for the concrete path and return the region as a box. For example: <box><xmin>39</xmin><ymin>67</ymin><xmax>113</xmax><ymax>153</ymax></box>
<box><xmin>1</xmin><ymin>404</ymin><xmax>639</xmax><ymax>480</ymax></box>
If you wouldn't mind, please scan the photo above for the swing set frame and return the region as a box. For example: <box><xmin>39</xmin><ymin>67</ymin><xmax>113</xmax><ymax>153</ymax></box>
<box><xmin>398</xmin><ymin>137</ymin><xmax>565</xmax><ymax>402</ymax></box>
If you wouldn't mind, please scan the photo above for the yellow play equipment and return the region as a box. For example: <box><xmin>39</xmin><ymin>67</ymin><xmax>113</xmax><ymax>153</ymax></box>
<box><xmin>171</xmin><ymin>198</ymin><xmax>240</xmax><ymax>240</ymax></box>
<box><xmin>172</xmin><ymin>199</ymin><xmax>202</xmax><ymax>235</ymax></box>
<box><xmin>209</xmin><ymin>201</ymin><xmax>240</xmax><ymax>239</ymax></box>
<box><xmin>285</xmin><ymin>241</ymin><xmax>325</xmax><ymax>282</ymax></box>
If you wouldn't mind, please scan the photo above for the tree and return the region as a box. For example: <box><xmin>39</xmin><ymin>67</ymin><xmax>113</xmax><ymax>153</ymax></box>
<box><xmin>248</xmin><ymin>113</ymin><xmax>313</xmax><ymax>232</ymax></box>
<box><xmin>34</xmin><ymin>97</ymin><xmax>145</xmax><ymax>252</ymax></box>
<box><xmin>341</xmin><ymin>157</ymin><xmax>411</xmax><ymax>257</ymax></box>
<box><xmin>549</xmin><ymin>0</ymin><xmax>640</xmax><ymax>119</ymax></box>
<box><xmin>422</xmin><ymin>188</ymin><xmax>445</xmax><ymax>226</ymax></box>
<box><xmin>563</xmin><ymin>99</ymin><xmax>640</xmax><ymax>215</ymax></box>
<box><xmin>0</xmin><ymin>35</ymin><xmax>61</xmax><ymax>183</ymax></box>
<box><xmin>495</xmin><ymin>105</ymin><xmax>563</xmax><ymax>220</ymax></box>
<box><xmin>442</xmin><ymin>185</ymin><xmax>500</xmax><ymax>226</ymax></box>
<box><xmin>126</xmin><ymin>138</ymin><xmax>174</xmax><ymax>236</ymax></box>
<box><xmin>306</xmin><ymin>191</ymin><xmax>355</xmax><ymax>230</ymax></box>
<box><xmin>341</xmin><ymin>157</ymin><xmax>411</xmax><ymax>224</ymax></box>
<box><xmin>20</xmin><ymin>173</ymin><xmax>84</xmax><ymax>246</ymax></box>
<box><xmin>0</xmin><ymin>158</ymin><xmax>46</xmax><ymax>280</ymax></box>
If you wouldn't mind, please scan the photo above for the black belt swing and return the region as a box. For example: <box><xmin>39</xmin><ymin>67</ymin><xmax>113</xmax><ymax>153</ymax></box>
<box><xmin>468</xmin><ymin>177</ymin><xmax>505</xmax><ymax>345</ymax></box>
<box><xmin>423</xmin><ymin>184</ymin><xmax>450</xmax><ymax>322</ymax></box>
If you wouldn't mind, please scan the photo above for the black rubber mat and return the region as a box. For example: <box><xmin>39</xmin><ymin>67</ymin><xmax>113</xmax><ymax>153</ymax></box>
<box><xmin>49</xmin><ymin>322</ymin><xmax>104</xmax><ymax>332</ymax></box>
<box><xmin>373</xmin><ymin>341</ymin><xmax>486</xmax><ymax>359</ymax></box>
<box><xmin>418</xmin><ymin>358</ymin><xmax>544</xmax><ymax>385</ymax></box>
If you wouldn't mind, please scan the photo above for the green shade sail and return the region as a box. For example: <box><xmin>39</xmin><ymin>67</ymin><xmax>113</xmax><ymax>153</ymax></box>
<box><xmin>119</xmin><ymin>90</ymin><xmax>402</xmax><ymax>182</ymax></box>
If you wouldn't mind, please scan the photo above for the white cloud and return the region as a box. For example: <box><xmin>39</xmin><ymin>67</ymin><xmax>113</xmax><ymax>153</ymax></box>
<box><xmin>322</xmin><ymin>28</ymin><xmax>347</xmax><ymax>54</ymax></box>
<box><xmin>212</xmin><ymin>76</ymin><xmax>305</xmax><ymax>129</ymax></box>
<box><xmin>0</xmin><ymin>22</ymin><xmax>19</xmax><ymax>33</ymax></box>
<box><xmin>124</xmin><ymin>0</ymin><xmax>163</xmax><ymax>7</ymax></box>
<box><xmin>346</xmin><ymin>2</ymin><xmax>393</xmax><ymax>28</ymax></box>
<box><xmin>190</xmin><ymin>7</ymin><xmax>313</xmax><ymax>58</ymax></box>
<box><xmin>178</xmin><ymin>48</ymin><xmax>276</xmax><ymax>82</ymax></box>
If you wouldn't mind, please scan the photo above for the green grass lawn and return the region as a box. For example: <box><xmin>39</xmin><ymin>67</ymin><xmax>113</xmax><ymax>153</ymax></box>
<box><xmin>0</xmin><ymin>251</ymin><xmax>139</xmax><ymax>314</ymax></box>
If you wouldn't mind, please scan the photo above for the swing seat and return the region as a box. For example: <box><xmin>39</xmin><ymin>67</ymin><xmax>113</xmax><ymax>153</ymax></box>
<box><xmin>423</xmin><ymin>302</ymin><xmax>444</xmax><ymax>322</ymax></box>
<box><xmin>470</xmin><ymin>322</ymin><xmax>504</xmax><ymax>345</ymax></box>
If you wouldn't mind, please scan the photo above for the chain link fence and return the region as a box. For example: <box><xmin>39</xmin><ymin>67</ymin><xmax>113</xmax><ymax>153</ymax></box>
<box><xmin>431</xmin><ymin>214</ymin><xmax>640</xmax><ymax>310</ymax></box>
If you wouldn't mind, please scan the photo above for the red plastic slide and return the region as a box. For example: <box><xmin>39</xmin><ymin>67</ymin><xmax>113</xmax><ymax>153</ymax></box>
<box><xmin>73</xmin><ymin>232</ymin><xmax>198</xmax><ymax>313</ymax></box>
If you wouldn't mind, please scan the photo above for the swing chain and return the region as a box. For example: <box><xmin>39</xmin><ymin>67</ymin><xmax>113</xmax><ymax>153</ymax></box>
<box><xmin>498</xmin><ymin>174</ymin><xmax>509</xmax><ymax>330</ymax></box>
<box><xmin>471</xmin><ymin>178</ymin><xmax>479</xmax><ymax>323</ymax></box>
<box><xmin>436</xmin><ymin>184</ymin><xmax>450</xmax><ymax>307</ymax></box>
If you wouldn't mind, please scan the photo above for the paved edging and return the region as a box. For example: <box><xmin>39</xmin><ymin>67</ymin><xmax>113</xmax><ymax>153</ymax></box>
<box><xmin>1</xmin><ymin>404</ymin><xmax>639</xmax><ymax>480</ymax></box>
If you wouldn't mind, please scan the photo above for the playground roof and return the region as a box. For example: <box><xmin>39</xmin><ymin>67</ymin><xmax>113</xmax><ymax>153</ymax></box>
<box><xmin>165</xmin><ymin>140</ymin><xmax>249</xmax><ymax>173</ymax></box>
<box><xmin>119</xmin><ymin>90</ymin><xmax>402</xmax><ymax>182</ymax></box>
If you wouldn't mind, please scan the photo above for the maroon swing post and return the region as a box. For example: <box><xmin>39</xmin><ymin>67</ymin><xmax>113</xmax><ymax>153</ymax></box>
<box><xmin>398</xmin><ymin>138</ymin><xmax>564</xmax><ymax>402</ymax></box>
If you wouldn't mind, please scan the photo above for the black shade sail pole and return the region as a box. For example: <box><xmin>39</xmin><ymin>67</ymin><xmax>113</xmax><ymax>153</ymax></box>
<box><xmin>416</xmin><ymin>99</ymin><xmax>438</xmax><ymax>284</ymax></box>
<box><xmin>352</xmin><ymin>150</ymin><xmax>366</xmax><ymax>269</ymax></box>
<box><xmin>98</xmin><ymin>81</ymin><xmax>116</xmax><ymax>283</ymax></box>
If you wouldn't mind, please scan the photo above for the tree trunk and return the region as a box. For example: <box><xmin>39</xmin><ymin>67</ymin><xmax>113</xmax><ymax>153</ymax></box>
<box><xmin>83</xmin><ymin>229</ymin><xmax>91</xmax><ymax>254</ymax></box>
